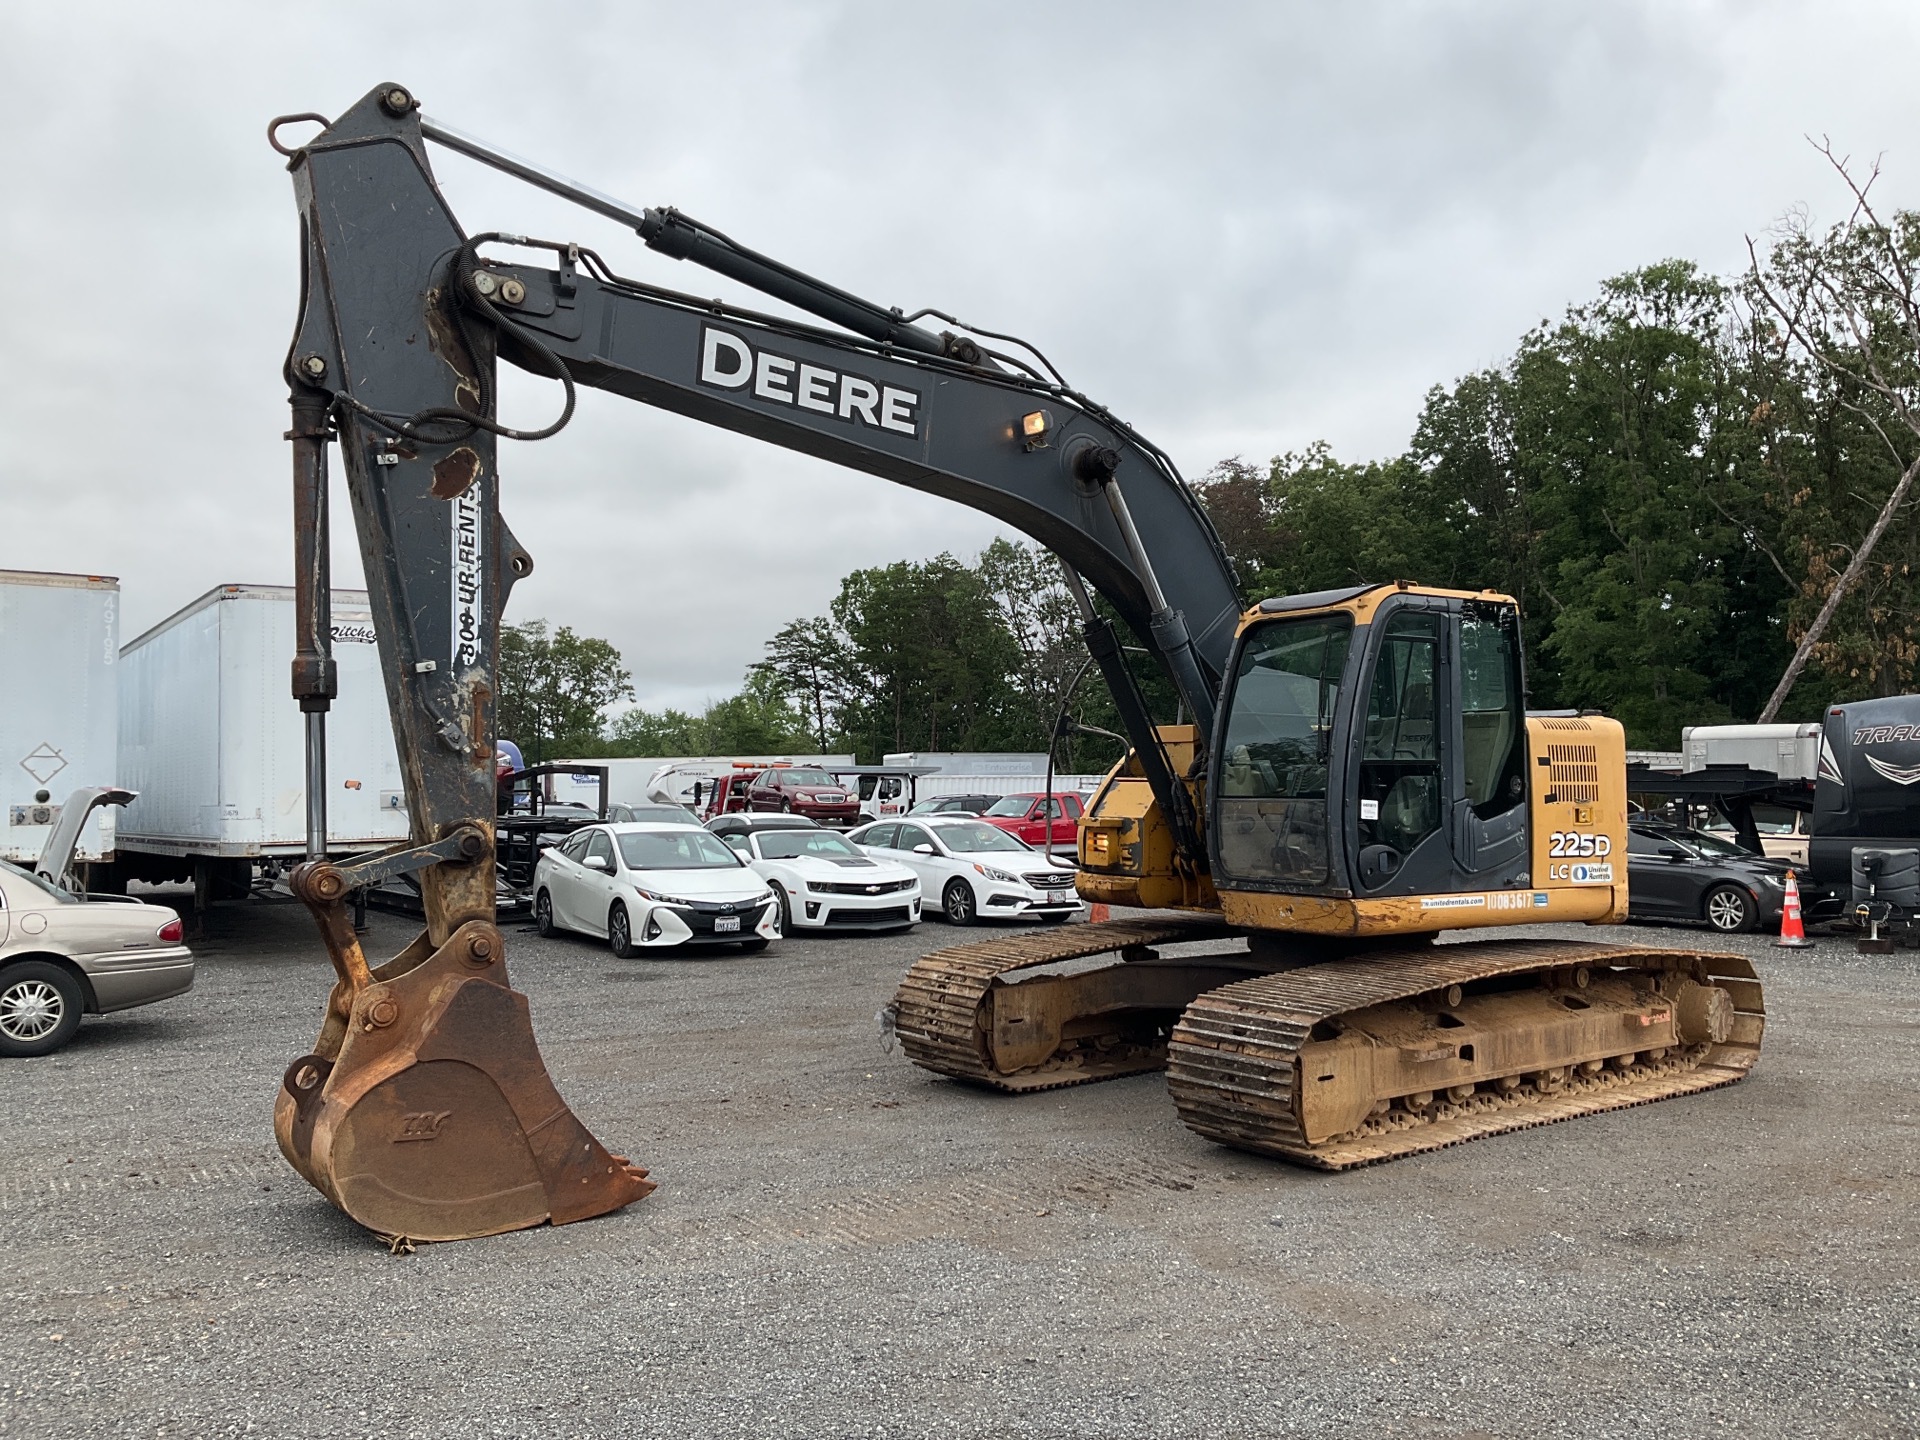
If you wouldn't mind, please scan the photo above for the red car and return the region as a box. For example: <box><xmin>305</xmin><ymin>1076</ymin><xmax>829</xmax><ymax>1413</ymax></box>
<box><xmin>976</xmin><ymin>792</ymin><xmax>1084</xmax><ymax>848</ymax></box>
<box><xmin>747</xmin><ymin>766</ymin><xmax>861</xmax><ymax>827</ymax></box>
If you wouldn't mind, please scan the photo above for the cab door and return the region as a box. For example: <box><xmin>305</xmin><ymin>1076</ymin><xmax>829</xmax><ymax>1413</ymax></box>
<box><xmin>1346</xmin><ymin>597</ymin><xmax>1529</xmax><ymax>898</ymax></box>
<box><xmin>1348</xmin><ymin>605</ymin><xmax>1451</xmax><ymax>896</ymax></box>
<box><xmin>1448</xmin><ymin>601</ymin><xmax>1530</xmax><ymax>884</ymax></box>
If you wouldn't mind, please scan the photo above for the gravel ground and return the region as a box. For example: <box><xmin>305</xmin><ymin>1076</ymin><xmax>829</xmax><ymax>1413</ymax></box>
<box><xmin>1</xmin><ymin>895</ymin><xmax>1916</xmax><ymax>1439</ymax></box>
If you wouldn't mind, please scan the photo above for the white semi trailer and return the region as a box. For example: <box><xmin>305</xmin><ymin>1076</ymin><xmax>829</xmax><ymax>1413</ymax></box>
<box><xmin>108</xmin><ymin>584</ymin><xmax>408</xmax><ymax>899</ymax></box>
<box><xmin>0</xmin><ymin>570</ymin><xmax>121</xmax><ymax>867</ymax></box>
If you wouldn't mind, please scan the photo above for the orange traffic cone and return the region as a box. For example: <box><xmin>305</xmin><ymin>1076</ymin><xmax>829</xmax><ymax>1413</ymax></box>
<box><xmin>1775</xmin><ymin>869</ymin><xmax>1814</xmax><ymax>948</ymax></box>
<box><xmin>1089</xmin><ymin>902</ymin><xmax>1111</xmax><ymax>923</ymax></box>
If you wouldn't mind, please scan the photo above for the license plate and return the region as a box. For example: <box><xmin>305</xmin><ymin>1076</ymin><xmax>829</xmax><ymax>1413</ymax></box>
<box><xmin>713</xmin><ymin>915</ymin><xmax>741</xmax><ymax>933</ymax></box>
<box><xmin>1048</xmin><ymin>889</ymin><xmax>1074</xmax><ymax>904</ymax></box>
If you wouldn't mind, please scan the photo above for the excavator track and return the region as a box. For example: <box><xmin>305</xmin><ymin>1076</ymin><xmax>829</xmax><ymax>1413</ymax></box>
<box><xmin>892</xmin><ymin>918</ymin><xmax>1254</xmax><ymax>1092</ymax></box>
<box><xmin>1167</xmin><ymin>938</ymin><xmax>1764</xmax><ymax>1169</ymax></box>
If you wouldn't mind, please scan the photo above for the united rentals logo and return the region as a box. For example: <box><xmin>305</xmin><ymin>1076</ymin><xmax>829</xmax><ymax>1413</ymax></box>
<box><xmin>697</xmin><ymin>325</ymin><xmax>922</xmax><ymax>439</ymax></box>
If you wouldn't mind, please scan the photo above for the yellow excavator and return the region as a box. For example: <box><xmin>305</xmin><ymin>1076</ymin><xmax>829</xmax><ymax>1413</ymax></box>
<box><xmin>271</xmin><ymin>84</ymin><xmax>1763</xmax><ymax>1240</ymax></box>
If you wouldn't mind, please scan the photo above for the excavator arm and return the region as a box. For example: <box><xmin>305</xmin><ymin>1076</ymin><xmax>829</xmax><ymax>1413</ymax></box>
<box><xmin>270</xmin><ymin>82</ymin><xmax>1242</xmax><ymax>1240</ymax></box>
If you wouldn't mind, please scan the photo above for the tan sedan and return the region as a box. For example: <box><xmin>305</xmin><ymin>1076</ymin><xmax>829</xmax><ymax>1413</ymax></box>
<box><xmin>0</xmin><ymin>796</ymin><xmax>194</xmax><ymax>1056</ymax></box>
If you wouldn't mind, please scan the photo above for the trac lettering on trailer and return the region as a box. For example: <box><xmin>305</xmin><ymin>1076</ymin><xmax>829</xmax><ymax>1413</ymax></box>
<box><xmin>697</xmin><ymin>325</ymin><xmax>921</xmax><ymax>438</ymax></box>
<box><xmin>1854</xmin><ymin>725</ymin><xmax>1919</xmax><ymax>744</ymax></box>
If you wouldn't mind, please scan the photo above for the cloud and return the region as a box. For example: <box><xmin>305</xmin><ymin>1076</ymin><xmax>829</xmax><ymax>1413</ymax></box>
<box><xmin>3</xmin><ymin>1</ymin><xmax>1917</xmax><ymax>705</ymax></box>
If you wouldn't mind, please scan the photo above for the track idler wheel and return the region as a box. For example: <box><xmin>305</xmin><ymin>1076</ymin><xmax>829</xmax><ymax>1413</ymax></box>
<box><xmin>274</xmin><ymin>919</ymin><xmax>653</xmax><ymax>1242</ymax></box>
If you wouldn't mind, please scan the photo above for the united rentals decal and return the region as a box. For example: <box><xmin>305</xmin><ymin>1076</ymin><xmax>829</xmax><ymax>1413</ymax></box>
<box><xmin>452</xmin><ymin>488</ymin><xmax>484</xmax><ymax>670</ymax></box>
<box><xmin>697</xmin><ymin>325</ymin><xmax>922</xmax><ymax>439</ymax></box>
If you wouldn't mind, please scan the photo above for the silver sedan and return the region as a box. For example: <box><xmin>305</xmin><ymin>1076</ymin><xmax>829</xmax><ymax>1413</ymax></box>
<box><xmin>0</xmin><ymin>860</ymin><xmax>194</xmax><ymax>1057</ymax></box>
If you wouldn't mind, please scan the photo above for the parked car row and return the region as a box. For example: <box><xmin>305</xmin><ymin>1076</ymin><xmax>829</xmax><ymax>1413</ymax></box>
<box><xmin>529</xmin><ymin>805</ymin><xmax>1087</xmax><ymax>956</ymax></box>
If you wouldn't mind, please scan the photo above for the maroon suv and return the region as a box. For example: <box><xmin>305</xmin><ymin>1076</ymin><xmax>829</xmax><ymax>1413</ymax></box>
<box><xmin>747</xmin><ymin>767</ymin><xmax>861</xmax><ymax>826</ymax></box>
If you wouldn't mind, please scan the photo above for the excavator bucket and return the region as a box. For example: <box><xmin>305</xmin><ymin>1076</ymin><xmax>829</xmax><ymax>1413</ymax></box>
<box><xmin>276</xmin><ymin>873</ymin><xmax>652</xmax><ymax>1243</ymax></box>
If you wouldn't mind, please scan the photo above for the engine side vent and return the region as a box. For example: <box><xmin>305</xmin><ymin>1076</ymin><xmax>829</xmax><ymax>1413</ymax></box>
<box><xmin>1546</xmin><ymin>744</ymin><xmax>1601</xmax><ymax>803</ymax></box>
<box><xmin>1536</xmin><ymin>717</ymin><xmax>1595</xmax><ymax>732</ymax></box>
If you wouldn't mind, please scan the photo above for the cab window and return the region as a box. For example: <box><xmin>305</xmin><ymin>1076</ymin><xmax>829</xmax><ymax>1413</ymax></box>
<box><xmin>1214</xmin><ymin>613</ymin><xmax>1353</xmax><ymax>887</ymax></box>
<box><xmin>1460</xmin><ymin>608</ymin><xmax>1525</xmax><ymax>818</ymax></box>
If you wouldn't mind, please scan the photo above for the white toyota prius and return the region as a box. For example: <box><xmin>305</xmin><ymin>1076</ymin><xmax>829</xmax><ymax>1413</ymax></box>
<box><xmin>533</xmin><ymin>822</ymin><xmax>780</xmax><ymax>956</ymax></box>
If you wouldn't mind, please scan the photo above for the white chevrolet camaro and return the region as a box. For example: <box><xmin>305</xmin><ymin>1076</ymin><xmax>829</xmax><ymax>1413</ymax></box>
<box><xmin>846</xmin><ymin>816</ymin><xmax>1082</xmax><ymax>926</ymax></box>
<box><xmin>709</xmin><ymin>816</ymin><xmax>921</xmax><ymax>932</ymax></box>
<box><xmin>533</xmin><ymin>822</ymin><xmax>780</xmax><ymax>956</ymax></box>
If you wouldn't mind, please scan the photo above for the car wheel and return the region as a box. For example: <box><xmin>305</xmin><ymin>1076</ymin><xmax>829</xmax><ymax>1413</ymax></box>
<box><xmin>737</xmin><ymin>938</ymin><xmax>771</xmax><ymax>953</ymax></box>
<box><xmin>1039</xmin><ymin>913</ymin><xmax>1070</xmax><ymax>925</ymax></box>
<box><xmin>0</xmin><ymin>962</ymin><xmax>85</xmax><ymax>1058</ymax></box>
<box><xmin>1704</xmin><ymin>884</ymin><xmax>1757</xmax><ymax>934</ymax></box>
<box><xmin>772</xmin><ymin>886</ymin><xmax>793</xmax><ymax>935</ymax></box>
<box><xmin>608</xmin><ymin>902</ymin><xmax>636</xmax><ymax>958</ymax></box>
<box><xmin>534</xmin><ymin>888</ymin><xmax>557</xmax><ymax>937</ymax></box>
<box><xmin>943</xmin><ymin>879</ymin><xmax>977</xmax><ymax>926</ymax></box>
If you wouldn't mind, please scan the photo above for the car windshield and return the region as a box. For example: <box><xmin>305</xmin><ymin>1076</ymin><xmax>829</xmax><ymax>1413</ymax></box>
<box><xmin>936</xmin><ymin>823</ymin><xmax>1032</xmax><ymax>854</ymax></box>
<box><xmin>757</xmin><ymin>830</ymin><xmax>863</xmax><ymax>861</ymax></box>
<box><xmin>0</xmin><ymin>859</ymin><xmax>77</xmax><ymax>903</ymax></box>
<box><xmin>982</xmin><ymin>797</ymin><xmax>1034</xmax><ymax>817</ymax></box>
<box><xmin>1640</xmin><ymin>827</ymin><xmax>1752</xmax><ymax>860</ymax></box>
<box><xmin>624</xmin><ymin>805</ymin><xmax>696</xmax><ymax>823</ymax></box>
<box><xmin>616</xmin><ymin>830</ymin><xmax>742</xmax><ymax>870</ymax></box>
<box><xmin>1674</xmin><ymin>828</ymin><xmax>1756</xmax><ymax>859</ymax></box>
<box><xmin>777</xmin><ymin>770</ymin><xmax>837</xmax><ymax>788</ymax></box>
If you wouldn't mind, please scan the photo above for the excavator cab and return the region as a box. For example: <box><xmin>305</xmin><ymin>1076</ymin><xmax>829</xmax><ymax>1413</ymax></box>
<box><xmin>1209</xmin><ymin>584</ymin><xmax>1535</xmax><ymax>928</ymax></box>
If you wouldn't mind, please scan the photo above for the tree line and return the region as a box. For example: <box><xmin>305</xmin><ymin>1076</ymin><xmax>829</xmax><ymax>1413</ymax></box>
<box><xmin>503</xmin><ymin>171</ymin><xmax>1920</xmax><ymax>757</ymax></box>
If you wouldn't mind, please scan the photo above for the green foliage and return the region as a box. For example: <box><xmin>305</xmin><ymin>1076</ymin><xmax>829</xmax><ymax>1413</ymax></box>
<box><xmin>596</xmin><ymin>669</ymin><xmax>816</xmax><ymax>758</ymax></box>
<box><xmin>1194</xmin><ymin>256</ymin><xmax>1920</xmax><ymax>747</ymax></box>
<box><xmin>754</xmin><ymin>617</ymin><xmax>855</xmax><ymax>751</ymax></box>
<box><xmin>1744</xmin><ymin>180</ymin><xmax>1920</xmax><ymax>702</ymax></box>
<box><xmin>830</xmin><ymin>553</ymin><xmax>1028</xmax><ymax>760</ymax></box>
<box><xmin>496</xmin><ymin>620</ymin><xmax>633</xmax><ymax>763</ymax></box>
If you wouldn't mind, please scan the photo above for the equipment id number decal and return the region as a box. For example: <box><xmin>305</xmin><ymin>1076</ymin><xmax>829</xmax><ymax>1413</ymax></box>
<box><xmin>1547</xmin><ymin>830</ymin><xmax>1611</xmax><ymax>858</ymax></box>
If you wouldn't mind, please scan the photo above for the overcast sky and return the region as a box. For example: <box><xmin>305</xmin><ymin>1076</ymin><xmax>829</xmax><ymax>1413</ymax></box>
<box><xmin>5</xmin><ymin>1</ymin><xmax>1918</xmax><ymax>711</ymax></box>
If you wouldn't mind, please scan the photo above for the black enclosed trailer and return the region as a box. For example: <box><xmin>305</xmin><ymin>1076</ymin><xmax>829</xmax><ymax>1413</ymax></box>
<box><xmin>1808</xmin><ymin>695</ymin><xmax>1920</xmax><ymax>895</ymax></box>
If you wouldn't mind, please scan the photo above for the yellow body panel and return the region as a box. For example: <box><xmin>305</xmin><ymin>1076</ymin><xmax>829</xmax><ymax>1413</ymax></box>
<box><xmin>1074</xmin><ymin>585</ymin><xmax>1631</xmax><ymax>938</ymax></box>
<box><xmin>1077</xmin><ymin>725</ymin><xmax>1219</xmax><ymax>912</ymax></box>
